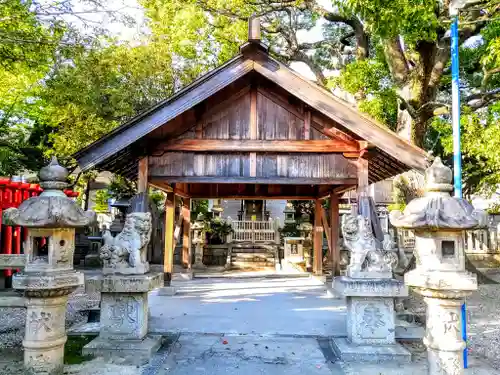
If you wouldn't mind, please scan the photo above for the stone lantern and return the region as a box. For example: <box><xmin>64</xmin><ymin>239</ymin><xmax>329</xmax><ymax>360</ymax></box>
<box><xmin>390</xmin><ymin>157</ymin><xmax>487</xmax><ymax>375</ymax></box>
<box><xmin>283</xmin><ymin>202</ymin><xmax>296</xmax><ymax>225</ymax></box>
<box><xmin>211</xmin><ymin>199</ymin><xmax>224</xmax><ymax>218</ymax></box>
<box><xmin>192</xmin><ymin>213</ymin><xmax>206</xmax><ymax>269</ymax></box>
<box><xmin>297</xmin><ymin>214</ymin><xmax>313</xmax><ymax>271</ymax></box>
<box><xmin>4</xmin><ymin>157</ymin><xmax>95</xmax><ymax>375</ymax></box>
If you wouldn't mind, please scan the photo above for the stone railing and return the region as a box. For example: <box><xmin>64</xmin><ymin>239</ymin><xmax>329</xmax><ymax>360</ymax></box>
<box><xmin>0</xmin><ymin>254</ymin><xmax>26</xmax><ymax>307</ymax></box>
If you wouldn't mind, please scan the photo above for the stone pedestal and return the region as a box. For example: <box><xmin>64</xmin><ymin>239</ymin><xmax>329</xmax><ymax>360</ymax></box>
<box><xmin>193</xmin><ymin>243</ymin><xmax>206</xmax><ymax>269</ymax></box>
<box><xmin>83</xmin><ymin>272</ymin><xmax>163</xmax><ymax>364</ymax></box>
<box><xmin>23</xmin><ymin>294</ymin><xmax>71</xmax><ymax>374</ymax></box>
<box><xmin>405</xmin><ymin>268</ymin><xmax>477</xmax><ymax>375</ymax></box>
<box><xmin>331</xmin><ymin>276</ymin><xmax>411</xmax><ymax>363</ymax></box>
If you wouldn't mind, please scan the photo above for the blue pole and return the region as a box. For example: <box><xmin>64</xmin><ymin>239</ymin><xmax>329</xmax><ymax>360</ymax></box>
<box><xmin>451</xmin><ymin>13</ymin><xmax>467</xmax><ymax>368</ymax></box>
<box><xmin>451</xmin><ymin>15</ymin><xmax>462</xmax><ymax>199</ymax></box>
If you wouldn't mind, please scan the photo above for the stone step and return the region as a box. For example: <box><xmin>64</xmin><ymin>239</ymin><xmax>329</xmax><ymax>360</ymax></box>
<box><xmin>230</xmin><ymin>248</ymin><xmax>276</xmax><ymax>253</ymax></box>
<box><xmin>231</xmin><ymin>257</ymin><xmax>275</xmax><ymax>264</ymax></box>
<box><xmin>231</xmin><ymin>261</ymin><xmax>276</xmax><ymax>268</ymax></box>
<box><xmin>231</xmin><ymin>253</ymin><xmax>274</xmax><ymax>260</ymax></box>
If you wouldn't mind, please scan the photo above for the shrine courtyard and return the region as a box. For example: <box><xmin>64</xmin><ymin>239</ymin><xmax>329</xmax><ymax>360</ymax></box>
<box><xmin>0</xmin><ymin>273</ymin><xmax>497</xmax><ymax>374</ymax></box>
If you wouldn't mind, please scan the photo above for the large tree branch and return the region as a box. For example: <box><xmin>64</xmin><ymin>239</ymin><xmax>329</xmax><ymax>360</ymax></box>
<box><xmin>292</xmin><ymin>50</ymin><xmax>327</xmax><ymax>86</ymax></box>
<box><xmin>307</xmin><ymin>4</ymin><xmax>368</xmax><ymax>59</ymax></box>
<box><xmin>383</xmin><ymin>38</ymin><xmax>410</xmax><ymax>85</ymax></box>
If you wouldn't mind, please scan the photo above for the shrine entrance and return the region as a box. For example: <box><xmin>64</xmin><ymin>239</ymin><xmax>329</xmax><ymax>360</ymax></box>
<box><xmin>73</xmin><ymin>20</ymin><xmax>428</xmax><ymax>284</ymax></box>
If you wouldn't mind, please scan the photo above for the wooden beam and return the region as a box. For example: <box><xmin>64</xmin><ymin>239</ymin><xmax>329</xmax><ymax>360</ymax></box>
<box><xmin>313</xmin><ymin>199</ymin><xmax>323</xmax><ymax>276</ymax></box>
<box><xmin>250</xmin><ymin>87</ymin><xmax>258</xmax><ymax>140</ymax></box>
<box><xmin>330</xmin><ymin>193</ymin><xmax>340</xmax><ymax>276</ymax></box>
<box><xmin>321</xmin><ymin>207</ymin><xmax>331</xmax><ymax>270</ymax></box>
<box><xmin>160</xmin><ymin>139</ymin><xmax>360</xmax><ymax>153</ymax></box>
<box><xmin>182</xmin><ymin>198</ymin><xmax>191</xmax><ymax>270</ymax></box>
<box><xmin>150</xmin><ymin>176</ymin><xmax>358</xmax><ymax>185</ymax></box>
<box><xmin>163</xmin><ymin>192</ymin><xmax>176</xmax><ymax>286</ymax></box>
<box><xmin>250</xmin><ymin>152</ymin><xmax>257</xmax><ymax>177</ymax></box>
<box><xmin>257</xmin><ymin>87</ymin><xmax>304</xmax><ymax>120</ymax></box>
<box><xmin>304</xmin><ymin>110</ymin><xmax>311</xmax><ymax>140</ymax></box>
<box><xmin>138</xmin><ymin>157</ymin><xmax>148</xmax><ymax>193</ymax></box>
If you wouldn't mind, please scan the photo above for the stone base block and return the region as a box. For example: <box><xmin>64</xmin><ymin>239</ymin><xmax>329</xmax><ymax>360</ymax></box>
<box><xmin>157</xmin><ymin>286</ymin><xmax>177</xmax><ymax>296</ymax></box>
<box><xmin>331</xmin><ymin>338</ymin><xmax>411</xmax><ymax>364</ymax></box>
<box><xmin>85</xmin><ymin>272</ymin><xmax>163</xmax><ymax>293</ymax></box>
<box><xmin>333</xmin><ymin>276</ymin><xmax>408</xmax><ymax>298</ymax></box>
<box><xmin>103</xmin><ymin>263</ymin><xmax>150</xmax><ymax>275</ymax></box>
<box><xmin>83</xmin><ymin>335</ymin><xmax>162</xmax><ymax>365</ymax></box>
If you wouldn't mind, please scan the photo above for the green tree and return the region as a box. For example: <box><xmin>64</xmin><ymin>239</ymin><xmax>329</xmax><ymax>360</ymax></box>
<box><xmin>183</xmin><ymin>0</ymin><xmax>499</xmax><ymax>147</ymax></box>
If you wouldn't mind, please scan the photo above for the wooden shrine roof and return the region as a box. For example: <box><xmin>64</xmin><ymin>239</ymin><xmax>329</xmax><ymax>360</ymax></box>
<box><xmin>74</xmin><ymin>30</ymin><xmax>429</xmax><ymax>191</ymax></box>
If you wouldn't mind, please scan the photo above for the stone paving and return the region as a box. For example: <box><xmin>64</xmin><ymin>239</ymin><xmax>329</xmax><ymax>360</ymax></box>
<box><xmin>3</xmin><ymin>274</ymin><xmax>500</xmax><ymax>374</ymax></box>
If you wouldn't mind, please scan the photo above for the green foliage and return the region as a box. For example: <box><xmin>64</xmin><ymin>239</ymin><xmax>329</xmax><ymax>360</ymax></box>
<box><xmin>329</xmin><ymin>58</ymin><xmax>397</xmax><ymax>130</ymax></box>
<box><xmin>205</xmin><ymin>217</ymin><xmax>233</xmax><ymax>245</ymax></box>
<box><xmin>149</xmin><ymin>190</ymin><xmax>166</xmax><ymax>211</ymax></box>
<box><xmin>108</xmin><ymin>175</ymin><xmax>137</xmax><ymax>200</ymax></box>
<box><xmin>92</xmin><ymin>190</ymin><xmax>110</xmax><ymax>213</ymax></box>
<box><xmin>192</xmin><ymin>199</ymin><xmax>209</xmax><ymax>221</ymax></box>
<box><xmin>338</xmin><ymin>0</ymin><xmax>439</xmax><ymax>42</ymax></box>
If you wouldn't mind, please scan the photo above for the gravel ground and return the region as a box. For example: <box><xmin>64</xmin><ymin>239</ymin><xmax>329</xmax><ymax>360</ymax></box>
<box><xmin>0</xmin><ymin>286</ymin><xmax>99</xmax><ymax>349</ymax></box>
<box><xmin>405</xmin><ymin>269</ymin><xmax>500</xmax><ymax>371</ymax></box>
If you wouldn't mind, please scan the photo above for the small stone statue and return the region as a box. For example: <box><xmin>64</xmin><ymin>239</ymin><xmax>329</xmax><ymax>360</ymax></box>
<box><xmin>342</xmin><ymin>213</ymin><xmax>392</xmax><ymax>278</ymax></box>
<box><xmin>100</xmin><ymin>212</ymin><xmax>152</xmax><ymax>275</ymax></box>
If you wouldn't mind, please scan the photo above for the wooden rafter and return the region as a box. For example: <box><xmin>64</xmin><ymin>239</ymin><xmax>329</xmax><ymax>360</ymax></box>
<box><xmin>160</xmin><ymin>139</ymin><xmax>361</xmax><ymax>153</ymax></box>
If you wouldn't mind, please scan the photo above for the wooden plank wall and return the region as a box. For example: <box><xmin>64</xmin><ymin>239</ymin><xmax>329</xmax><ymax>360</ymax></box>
<box><xmin>149</xmin><ymin>83</ymin><xmax>359</xmax><ymax>185</ymax></box>
<box><xmin>149</xmin><ymin>152</ymin><xmax>356</xmax><ymax>180</ymax></box>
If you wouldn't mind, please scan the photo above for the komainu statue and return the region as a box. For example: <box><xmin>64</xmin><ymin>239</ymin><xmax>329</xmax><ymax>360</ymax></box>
<box><xmin>341</xmin><ymin>213</ymin><xmax>392</xmax><ymax>278</ymax></box>
<box><xmin>100</xmin><ymin>212</ymin><xmax>152</xmax><ymax>275</ymax></box>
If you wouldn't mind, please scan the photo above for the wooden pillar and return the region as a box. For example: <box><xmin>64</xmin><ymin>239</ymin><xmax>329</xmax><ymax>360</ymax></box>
<box><xmin>313</xmin><ymin>199</ymin><xmax>323</xmax><ymax>275</ymax></box>
<box><xmin>163</xmin><ymin>192</ymin><xmax>175</xmax><ymax>286</ymax></box>
<box><xmin>138</xmin><ymin>157</ymin><xmax>148</xmax><ymax>193</ymax></box>
<box><xmin>182</xmin><ymin>198</ymin><xmax>191</xmax><ymax>270</ymax></box>
<box><xmin>330</xmin><ymin>193</ymin><xmax>340</xmax><ymax>276</ymax></box>
<box><xmin>357</xmin><ymin>157</ymin><xmax>369</xmax><ymax>195</ymax></box>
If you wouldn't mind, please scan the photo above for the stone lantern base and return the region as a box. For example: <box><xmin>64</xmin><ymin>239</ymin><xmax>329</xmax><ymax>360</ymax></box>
<box><xmin>83</xmin><ymin>272</ymin><xmax>163</xmax><ymax>365</ymax></box>
<box><xmin>331</xmin><ymin>276</ymin><xmax>411</xmax><ymax>363</ymax></box>
<box><xmin>13</xmin><ymin>271</ymin><xmax>84</xmax><ymax>375</ymax></box>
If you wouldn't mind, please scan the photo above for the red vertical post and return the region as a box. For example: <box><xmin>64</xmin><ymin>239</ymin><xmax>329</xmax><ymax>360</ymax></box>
<box><xmin>0</xmin><ymin>178</ymin><xmax>6</xmax><ymax>274</ymax></box>
<box><xmin>11</xmin><ymin>178</ymin><xmax>22</xmax><ymax>275</ymax></box>
<box><xmin>3</xmin><ymin>180</ymin><xmax>14</xmax><ymax>277</ymax></box>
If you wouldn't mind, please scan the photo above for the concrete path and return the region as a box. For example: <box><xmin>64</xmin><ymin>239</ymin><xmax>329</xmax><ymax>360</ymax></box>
<box><xmin>149</xmin><ymin>276</ymin><xmax>347</xmax><ymax>337</ymax></box>
<box><xmin>67</xmin><ymin>275</ymin><xmax>500</xmax><ymax>374</ymax></box>
<box><xmin>154</xmin><ymin>334</ymin><xmax>340</xmax><ymax>375</ymax></box>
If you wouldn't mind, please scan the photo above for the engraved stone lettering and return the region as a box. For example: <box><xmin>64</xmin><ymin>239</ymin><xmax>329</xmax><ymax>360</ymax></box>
<box><xmin>444</xmin><ymin>312</ymin><xmax>460</xmax><ymax>334</ymax></box>
<box><xmin>361</xmin><ymin>304</ymin><xmax>385</xmax><ymax>334</ymax></box>
<box><xmin>29</xmin><ymin>311</ymin><xmax>52</xmax><ymax>333</ymax></box>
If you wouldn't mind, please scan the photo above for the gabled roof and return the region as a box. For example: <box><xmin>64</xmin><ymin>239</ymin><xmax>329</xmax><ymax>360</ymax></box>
<box><xmin>75</xmin><ymin>39</ymin><xmax>429</xmax><ymax>178</ymax></box>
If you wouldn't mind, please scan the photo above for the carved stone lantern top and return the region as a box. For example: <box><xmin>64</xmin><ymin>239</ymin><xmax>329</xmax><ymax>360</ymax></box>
<box><xmin>297</xmin><ymin>214</ymin><xmax>313</xmax><ymax>231</ymax></box>
<box><xmin>192</xmin><ymin>213</ymin><xmax>205</xmax><ymax>230</ymax></box>
<box><xmin>390</xmin><ymin>157</ymin><xmax>487</xmax><ymax>231</ymax></box>
<box><xmin>4</xmin><ymin>157</ymin><xmax>96</xmax><ymax>228</ymax></box>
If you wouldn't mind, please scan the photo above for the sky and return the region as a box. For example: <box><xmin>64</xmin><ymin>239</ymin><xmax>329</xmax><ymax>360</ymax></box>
<box><xmin>65</xmin><ymin>0</ymin><xmax>335</xmax><ymax>81</ymax></box>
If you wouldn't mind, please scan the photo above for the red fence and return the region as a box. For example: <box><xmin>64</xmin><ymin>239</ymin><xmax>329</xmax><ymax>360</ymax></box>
<box><xmin>0</xmin><ymin>178</ymin><xmax>78</xmax><ymax>278</ymax></box>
